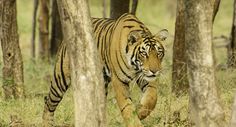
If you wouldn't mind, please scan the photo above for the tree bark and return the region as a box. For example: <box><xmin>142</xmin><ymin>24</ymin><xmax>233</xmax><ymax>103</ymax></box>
<box><xmin>131</xmin><ymin>0</ymin><xmax>138</xmax><ymax>15</ymax></box>
<box><xmin>0</xmin><ymin>0</ymin><xmax>24</xmax><ymax>99</ymax></box>
<box><xmin>56</xmin><ymin>0</ymin><xmax>106</xmax><ymax>126</ymax></box>
<box><xmin>38</xmin><ymin>0</ymin><xmax>50</xmax><ymax>61</ymax></box>
<box><xmin>110</xmin><ymin>0</ymin><xmax>130</xmax><ymax>19</ymax></box>
<box><xmin>50</xmin><ymin>0</ymin><xmax>62</xmax><ymax>57</ymax></box>
<box><xmin>231</xmin><ymin>93</ymin><xmax>236</xmax><ymax>127</ymax></box>
<box><xmin>172</xmin><ymin>0</ymin><xmax>220</xmax><ymax>97</ymax></box>
<box><xmin>184</xmin><ymin>0</ymin><xmax>226</xmax><ymax>126</ymax></box>
<box><xmin>228</xmin><ymin>0</ymin><xmax>236</xmax><ymax>68</ymax></box>
<box><xmin>172</xmin><ymin>0</ymin><xmax>188</xmax><ymax>96</ymax></box>
<box><xmin>31</xmin><ymin>0</ymin><xmax>39</xmax><ymax>59</ymax></box>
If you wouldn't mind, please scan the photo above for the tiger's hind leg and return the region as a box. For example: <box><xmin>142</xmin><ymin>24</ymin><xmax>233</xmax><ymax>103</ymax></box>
<box><xmin>137</xmin><ymin>81</ymin><xmax>157</xmax><ymax>120</ymax></box>
<box><xmin>42</xmin><ymin>46</ymin><xmax>70</xmax><ymax>127</ymax></box>
<box><xmin>42</xmin><ymin>77</ymin><xmax>69</xmax><ymax>127</ymax></box>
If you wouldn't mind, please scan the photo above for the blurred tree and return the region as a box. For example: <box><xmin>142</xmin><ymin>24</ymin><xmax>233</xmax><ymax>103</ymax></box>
<box><xmin>184</xmin><ymin>0</ymin><xmax>226</xmax><ymax>126</ymax></box>
<box><xmin>57</xmin><ymin>0</ymin><xmax>106</xmax><ymax>126</ymax></box>
<box><xmin>213</xmin><ymin>0</ymin><xmax>221</xmax><ymax>22</ymax></box>
<box><xmin>0</xmin><ymin>0</ymin><xmax>24</xmax><ymax>99</ymax></box>
<box><xmin>131</xmin><ymin>0</ymin><xmax>138</xmax><ymax>15</ymax></box>
<box><xmin>110</xmin><ymin>0</ymin><xmax>130</xmax><ymax>19</ymax></box>
<box><xmin>228</xmin><ymin>0</ymin><xmax>236</xmax><ymax>68</ymax></box>
<box><xmin>38</xmin><ymin>0</ymin><xmax>50</xmax><ymax>61</ymax></box>
<box><xmin>31</xmin><ymin>0</ymin><xmax>39</xmax><ymax>59</ymax></box>
<box><xmin>103</xmin><ymin>0</ymin><xmax>107</xmax><ymax>18</ymax></box>
<box><xmin>50</xmin><ymin>0</ymin><xmax>62</xmax><ymax>57</ymax></box>
<box><xmin>172</xmin><ymin>0</ymin><xmax>188</xmax><ymax>97</ymax></box>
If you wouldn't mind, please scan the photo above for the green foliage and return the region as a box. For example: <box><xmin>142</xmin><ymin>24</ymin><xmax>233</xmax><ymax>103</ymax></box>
<box><xmin>0</xmin><ymin>0</ymin><xmax>235</xmax><ymax>126</ymax></box>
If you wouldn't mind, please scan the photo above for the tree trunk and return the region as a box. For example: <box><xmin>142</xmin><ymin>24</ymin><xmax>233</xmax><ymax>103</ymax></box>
<box><xmin>231</xmin><ymin>93</ymin><xmax>236</xmax><ymax>127</ymax></box>
<box><xmin>184</xmin><ymin>0</ymin><xmax>226</xmax><ymax>126</ymax></box>
<box><xmin>172</xmin><ymin>0</ymin><xmax>220</xmax><ymax>97</ymax></box>
<box><xmin>131</xmin><ymin>0</ymin><xmax>138</xmax><ymax>15</ymax></box>
<box><xmin>110</xmin><ymin>0</ymin><xmax>130</xmax><ymax>19</ymax></box>
<box><xmin>228</xmin><ymin>0</ymin><xmax>236</xmax><ymax>68</ymax></box>
<box><xmin>56</xmin><ymin>0</ymin><xmax>106</xmax><ymax>126</ymax></box>
<box><xmin>38</xmin><ymin>0</ymin><xmax>50</xmax><ymax>61</ymax></box>
<box><xmin>172</xmin><ymin>0</ymin><xmax>188</xmax><ymax>96</ymax></box>
<box><xmin>102</xmin><ymin>0</ymin><xmax>107</xmax><ymax>18</ymax></box>
<box><xmin>50</xmin><ymin>0</ymin><xmax>62</xmax><ymax>57</ymax></box>
<box><xmin>31</xmin><ymin>0</ymin><xmax>39</xmax><ymax>59</ymax></box>
<box><xmin>0</xmin><ymin>0</ymin><xmax>24</xmax><ymax>99</ymax></box>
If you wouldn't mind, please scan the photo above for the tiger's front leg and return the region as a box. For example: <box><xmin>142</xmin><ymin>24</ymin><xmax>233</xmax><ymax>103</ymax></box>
<box><xmin>137</xmin><ymin>81</ymin><xmax>157</xmax><ymax>120</ymax></box>
<box><xmin>112</xmin><ymin>77</ymin><xmax>143</xmax><ymax>127</ymax></box>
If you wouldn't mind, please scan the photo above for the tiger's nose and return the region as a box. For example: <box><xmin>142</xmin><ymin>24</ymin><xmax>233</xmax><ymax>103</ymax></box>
<box><xmin>148</xmin><ymin>70</ymin><xmax>157</xmax><ymax>76</ymax></box>
<box><xmin>149</xmin><ymin>67</ymin><xmax>161</xmax><ymax>75</ymax></box>
<box><xmin>150</xmin><ymin>69</ymin><xmax>157</xmax><ymax>74</ymax></box>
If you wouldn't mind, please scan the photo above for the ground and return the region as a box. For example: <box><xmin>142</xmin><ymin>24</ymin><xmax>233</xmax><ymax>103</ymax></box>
<box><xmin>0</xmin><ymin>0</ymin><xmax>235</xmax><ymax>126</ymax></box>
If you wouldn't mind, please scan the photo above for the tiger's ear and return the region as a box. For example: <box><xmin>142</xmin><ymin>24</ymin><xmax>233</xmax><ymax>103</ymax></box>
<box><xmin>128</xmin><ymin>30</ymin><xmax>141</xmax><ymax>45</ymax></box>
<box><xmin>154</xmin><ymin>29</ymin><xmax>168</xmax><ymax>41</ymax></box>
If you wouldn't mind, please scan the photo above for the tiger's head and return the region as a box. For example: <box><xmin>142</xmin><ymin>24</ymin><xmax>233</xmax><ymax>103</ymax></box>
<box><xmin>126</xmin><ymin>29</ymin><xmax>168</xmax><ymax>81</ymax></box>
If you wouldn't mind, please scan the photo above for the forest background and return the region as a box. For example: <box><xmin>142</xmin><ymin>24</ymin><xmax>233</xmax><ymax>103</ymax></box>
<box><xmin>0</xmin><ymin>0</ymin><xmax>235</xmax><ymax>126</ymax></box>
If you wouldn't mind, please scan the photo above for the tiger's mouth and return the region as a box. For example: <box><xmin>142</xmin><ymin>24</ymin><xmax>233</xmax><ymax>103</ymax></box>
<box><xmin>144</xmin><ymin>74</ymin><xmax>156</xmax><ymax>81</ymax></box>
<box><xmin>142</xmin><ymin>70</ymin><xmax>160</xmax><ymax>81</ymax></box>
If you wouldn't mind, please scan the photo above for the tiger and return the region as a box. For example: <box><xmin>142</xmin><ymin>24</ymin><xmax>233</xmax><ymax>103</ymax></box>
<box><xmin>42</xmin><ymin>13</ymin><xmax>168</xmax><ymax>127</ymax></box>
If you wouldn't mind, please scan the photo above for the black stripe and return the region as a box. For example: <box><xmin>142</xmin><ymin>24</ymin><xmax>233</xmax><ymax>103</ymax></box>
<box><xmin>92</xmin><ymin>18</ymin><xmax>100</xmax><ymax>25</ymax></box>
<box><xmin>131</xmin><ymin>46</ymin><xmax>138</xmax><ymax>62</ymax></box>
<box><xmin>60</xmin><ymin>47</ymin><xmax>68</xmax><ymax>92</ymax></box>
<box><xmin>115</xmin><ymin>52</ymin><xmax>132</xmax><ymax>80</ymax></box>
<box><xmin>123</xmin><ymin>25</ymin><xmax>134</xmax><ymax>29</ymax></box>
<box><xmin>57</xmin><ymin>75</ymin><xmax>65</xmax><ymax>92</ymax></box>
<box><xmin>123</xmin><ymin>18</ymin><xmax>143</xmax><ymax>24</ymax></box>
<box><xmin>46</xmin><ymin>103</ymin><xmax>55</xmax><ymax>112</ymax></box>
<box><xmin>96</xmin><ymin>20</ymin><xmax>113</xmax><ymax>48</ymax></box>
<box><xmin>50</xmin><ymin>85</ymin><xmax>60</xmax><ymax>98</ymax></box>
<box><xmin>115</xmin><ymin>73</ymin><xmax>129</xmax><ymax>85</ymax></box>
<box><xmin>120</xmin><ymin>53</ymin><xmax>130</xmax><ymax>70</ymax></box>
<box><xmin>63</xmin><ymin>45</ymin><xmax>67</xmax><ymax>57</ymax></box>
<box><xmin>141</xmin><ymin>82</ymin><xmax>149</xmax><ymax>91</ymax></box>
<box><xmin>50</xmin><ymin>79</ymin><xmax>60</xmax><ymax>98</ymax></box>
<box><xmin>53</xmin><ymin>71</ymin><xmax>64</xmax><ymax>95</ymax></box>
<box><xmin>93</xmin><ymin>19</ymin><xmax>105</xmax><ymax>33</ymax></box>
<box><xmin>49</xmin><ymin>93</ymin><xmax>61</xmax><ymax>104</ymax></box>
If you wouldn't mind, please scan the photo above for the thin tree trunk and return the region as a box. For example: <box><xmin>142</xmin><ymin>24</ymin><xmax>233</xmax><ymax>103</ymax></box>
<box><xmin>212</xmin><ymin>0</ymin><xmax>221</xmax><ymax>67</ymax></box>
<box><xmin>31</xmin><ymin>0</ymin><xmax>39</xmax><ymax>59</ymax></box>
<box><xmin>0</xmin><ymin>0</ymin><xmax>24</xmax><ymax>99</ymax></box>
<box><xmin>231</xmin><ymin>93</ymin><xmax>236</xmax><ymax>127</ymax></box>
<box><xmin>131</xmin><ymin>0</ymin><xmax>138</xmax><ymax>15</ymax></box>
<box><xmin>57</xmin><ymin>0</ymin><xmax>106</xmax><ymax>126</ymax></box>
<box><xmin>50</xmin><ymin>0</ymin><xmax>62</xmax><ymax>57</ymax></box>
<box><xmin>228</xmin><ymin>0</ymin><xmax>236</xmax><ymax>68</ymax></box>
<box><xmin>213</xmin><ymin>0</ymin><xmax>221</xmax><ymax>22</ymax></box>
<box><xmin>110</xmin><ymin>0</ymin><xmax>130</xmax><ymax>19</ymax></box>
<box><xmin>38</xmin><ymin>0</ymin><xmax>50</xmax><ymax>61</ymax></box>
<box><xmin>102</xmin><ymin>0</ymin><xmax>107</xmax><ymax>18</ymax></box>
<box><xmin>184</xmin><ymin>0</ymin><xmax>225</xmax><ymax>126</ymax></box>
<box><xmin>172</xmin><ymin>0</ymin><xmax>188</xmax><ymax>96</ymax></box>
